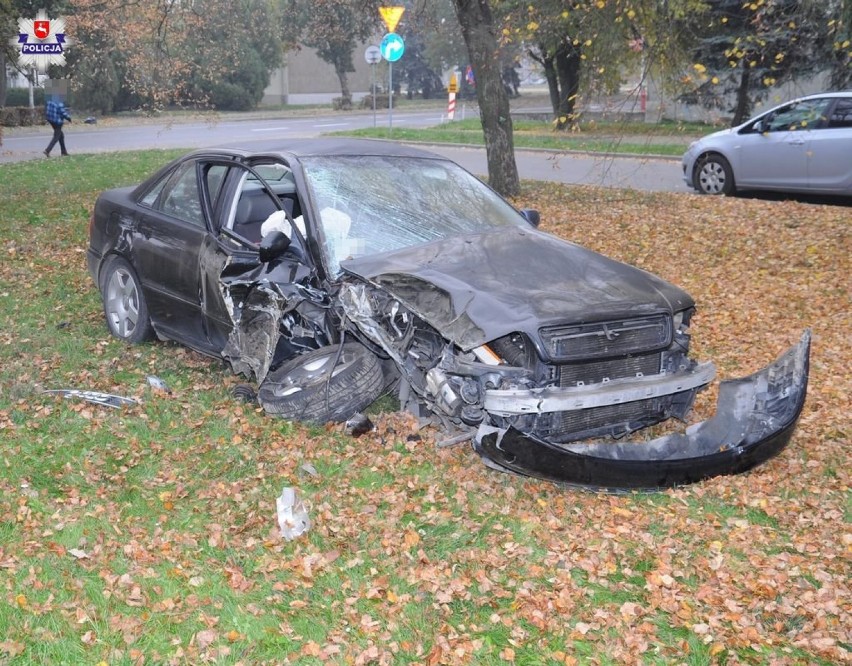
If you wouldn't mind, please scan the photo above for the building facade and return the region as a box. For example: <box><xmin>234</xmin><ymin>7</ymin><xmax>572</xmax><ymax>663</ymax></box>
<box><xmin>262</xmin><ymin>44</ymin><xmax>381</xmax><ymax>106</ymax></box>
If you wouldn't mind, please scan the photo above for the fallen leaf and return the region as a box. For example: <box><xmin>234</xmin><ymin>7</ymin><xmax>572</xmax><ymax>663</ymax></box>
<box><xmin>195</xmin><ymin>629</ymin><xmax>217</xmax><ymax>649</ymax></box>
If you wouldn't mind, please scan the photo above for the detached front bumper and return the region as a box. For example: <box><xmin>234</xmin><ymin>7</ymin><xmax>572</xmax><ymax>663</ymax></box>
<box><xmin>474</xmin><ymin>330</ymin><xmax>811</xmax><ymax>490</ymax></box>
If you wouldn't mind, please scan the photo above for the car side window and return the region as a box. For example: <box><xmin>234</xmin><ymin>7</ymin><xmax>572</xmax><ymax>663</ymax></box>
<box><xmin>828</xmin><ymin>99</ymin><xmax>852</xmax><ymax>129</ymax></box>
<box><xmin>139</xmin><ymin>177</ymin><xmax>168</xmax><ymax>208</ymax></box>
<box><xmin>765</xmin><ymin>99</ymin><xmax>831</xmax><ymax>132</ymax></box>
<box><xmin>205</xmin><ymin>165</ymin><xmax>229</xmax><ymax>208</ymax></box>
<box><xmin>224</xmin><ymin>164</ymin><xmax>303</xmax><ymax>245</ymax></box>
<box><xmin>160</xmin><ymin>162</ymin><xmax>205</xmax><ymax>227</ymax></box>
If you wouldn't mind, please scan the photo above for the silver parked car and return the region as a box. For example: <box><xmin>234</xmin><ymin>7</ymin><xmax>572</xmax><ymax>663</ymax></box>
<box><xmin>683</xmin><ymin>91</ymin><xmax>852</xmax><ymax>196</ymax></box>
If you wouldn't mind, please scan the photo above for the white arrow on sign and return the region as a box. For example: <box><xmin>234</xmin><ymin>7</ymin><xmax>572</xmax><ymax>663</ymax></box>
<box><xmin>380</xmin><ymin>33</ymin><xmax>405</xmax><ymax>62</ymax></box>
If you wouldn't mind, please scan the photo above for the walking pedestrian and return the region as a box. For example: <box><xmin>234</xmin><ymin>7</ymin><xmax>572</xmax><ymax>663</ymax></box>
<box><xmin>44</xmin><ymin>84</ymin><xmax>72</xmax><ymax>157</ymax></box>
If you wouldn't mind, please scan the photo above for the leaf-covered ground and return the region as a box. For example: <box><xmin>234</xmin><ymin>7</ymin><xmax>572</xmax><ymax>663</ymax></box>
<box><xmin>0</xmin><ymin>153</ymin><xmax>849</xmax><ymax>665</ymax></box>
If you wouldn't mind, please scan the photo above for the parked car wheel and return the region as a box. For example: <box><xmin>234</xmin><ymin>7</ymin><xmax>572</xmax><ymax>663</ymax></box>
<box><xmin>695</xmin><ymin>154</ymin><xmax>735</xmax><ymax>195</ymax></box>
<box><xmin>100</xmin><ymin>255</ymin><xmax>153</xmax><ymax>343</ymax></box>
<box><xmin>258</xmin><ymin>343</ymin><xmax>384</xmax><ymax>423</ymax></box>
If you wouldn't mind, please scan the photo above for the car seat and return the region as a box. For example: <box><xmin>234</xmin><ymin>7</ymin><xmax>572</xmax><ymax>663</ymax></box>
<box><xmin>233</xmin><ymin>191</ymin><xmax>285</xmax><ymax>243</ymax></box>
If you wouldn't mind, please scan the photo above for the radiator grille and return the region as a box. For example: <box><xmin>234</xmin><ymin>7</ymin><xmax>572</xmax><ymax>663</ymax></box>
<box><xmin>541</xmin><ymin>399</ymin><xmax>665</xmax><ymax>441</ymax></box>
<box><xmin>558</xmin><ymin>354</ymin><xmax>661</xmax><ymax>387</ymax></box>
<box><xmin>540</xmin><ymin>314</ymin><xmax>671</xmax><ymax>362</ymax></box>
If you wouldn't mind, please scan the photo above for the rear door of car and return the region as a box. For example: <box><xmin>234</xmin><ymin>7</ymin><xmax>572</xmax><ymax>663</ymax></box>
<box><xmin>806</xmin><ymin>97</ymin><xmax>852</xmax><ymax>194</ymax></box>
<box><xmin>736</xmin><ymin>98</ymin><xmax>832</xmax><ymax>191</ymax></box>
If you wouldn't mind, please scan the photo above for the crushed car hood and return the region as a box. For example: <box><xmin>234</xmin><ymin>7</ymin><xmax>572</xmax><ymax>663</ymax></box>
<box><xmin>341</xmin><ymin>227</ymin><xmax>694</xmax><ymax>351</ymax></box>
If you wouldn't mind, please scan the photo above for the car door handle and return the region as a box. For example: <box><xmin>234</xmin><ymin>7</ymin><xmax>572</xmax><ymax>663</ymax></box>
<box><xmin>786</xmin><ymin>138</ymin><xmax>806</xmax><ymax>146</ymax></box>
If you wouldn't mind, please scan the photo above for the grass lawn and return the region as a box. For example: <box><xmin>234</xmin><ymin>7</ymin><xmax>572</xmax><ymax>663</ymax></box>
<box><xmin>334</xmin><ymin>118</ymin><xmax>707</xmax><ymax>156</ymax></box>
<box><xmin>0</xmin><ymin>151</ymin><xmax>849</xmax><ymax>665</ymax></box>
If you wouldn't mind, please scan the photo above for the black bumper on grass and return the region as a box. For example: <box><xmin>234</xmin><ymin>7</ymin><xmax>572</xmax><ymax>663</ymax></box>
<box><xmin>474</xmin><ymin>330</ymin><xmax>811</xmax><ymax>491</ymax></box>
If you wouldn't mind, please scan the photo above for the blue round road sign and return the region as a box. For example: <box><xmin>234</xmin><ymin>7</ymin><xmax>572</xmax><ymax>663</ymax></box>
<box><xmin>380</xmin><ymin>33</ymin><xmax>405</xmax><ymax>62</ymax></box>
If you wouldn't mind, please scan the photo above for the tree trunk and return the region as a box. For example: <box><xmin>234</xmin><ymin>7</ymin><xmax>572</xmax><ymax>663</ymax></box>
<box><xmin>0</xmin><ymin>51</ymin><xmax>7</xmax><ymax>108</ymax></box>
<box><xmin>554</xmin><ymin>41</ymin><xmax>581</xmax><ymax>130</ymax></box>
<box><xmin>452</xmin><ymin>0</ymin><xmax>520</xmax><ymax>197</ymax></box>
<box><xmin>334</xmin><ymin>60</ymin><xmax>352</xmax><ymax>109</ymax></box>
<box><xmin>829</xmin><ymin>0</ymin><xmax>852</xmax><ymax>89</ymax></box>
<box><xmin>731</xmin><ymin>66</ymin><xmax>751</xmax><ymax>126</ymax></box>
<box><xmin>27</xmin><ymin>69</ymin><xmax>35</xmax><ymax>108</ymax></box>
<box><xmin>529</xmin><ymin>46</ymin><xmax>559</xmax><ymax>115</ymax></box>
<box><xmin>543</xmin><ymin>62</ymin><xmax>559</xmax><ymax>117</ymax></box>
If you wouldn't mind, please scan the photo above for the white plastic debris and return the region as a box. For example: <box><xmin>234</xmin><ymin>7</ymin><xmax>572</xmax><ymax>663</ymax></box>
<box><xmin>276</xmin><ymin>487</ymin><xmax>311</xmax><ymax>540</ymax></box>
<box><xmin>43</xmin><ymin>389</ymin><xmax>138</xmax><ymax>409</ymax></box>
<box><xmin>299</xmin><ymin>462</ymin><xmax>319</xmax><ymax>478</ymax></box>
<box><xmin>146</xmin><ymin>375</ymin><xmax>171</xmax><ymax>393</ymax></box>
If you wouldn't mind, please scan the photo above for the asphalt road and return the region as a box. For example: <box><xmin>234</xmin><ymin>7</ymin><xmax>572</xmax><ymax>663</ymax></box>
<box><xmin>1</xmin><ymin>109</ymin><xmax>685</xmax><ymax>192</ymax></box>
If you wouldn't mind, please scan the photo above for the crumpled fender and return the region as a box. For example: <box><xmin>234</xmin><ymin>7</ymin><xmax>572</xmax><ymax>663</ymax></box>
<box><xmin>218</xmin><ymin>255</ymin><xmax>323</xmax><ymax>382</ymax></box>
<box><xmin>474</xmin><ymin>330</ymin><xmax>811</xmax><ymax>491</ymax></box>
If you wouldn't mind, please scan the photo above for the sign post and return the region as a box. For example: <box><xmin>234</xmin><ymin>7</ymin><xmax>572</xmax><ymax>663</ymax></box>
<box><xmin>380</xmin><ymin>32</ymin><xmax>404</xmax><ymax>133</ymax></box>
<box><xmin>364</xmin><ymin>45</ymin><xmax>381</xmax><ymax>127</ymax></box>
<box><xmin>379</xmin><ymin>7</ymin><xmax>405</xmax><ymax>134</ymax></box>
<box><xmin>447</xmin><ymin>73</ymin><xmax>458</xmax><ymax>121</ymax></box>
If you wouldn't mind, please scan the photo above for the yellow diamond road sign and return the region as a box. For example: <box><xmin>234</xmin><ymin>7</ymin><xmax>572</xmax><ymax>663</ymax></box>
<box><xmin>379</xmin><ymin>6</ymin><xmax>405</xmax><ymax>34</ymax></box>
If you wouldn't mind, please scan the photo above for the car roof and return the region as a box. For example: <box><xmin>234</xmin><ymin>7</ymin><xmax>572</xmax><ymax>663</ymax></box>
<box><xmin>131</xmin><ymin>139</ymin><xmax>452</xmax><ymax>200</ymax></box>
<box><xmin>798</xmin><ymin>90</ymin><xmax>852</xmax><ymax>101</ymax></box>
<box><xmin>734</xmin><ymin>90</ymin><xmax>852</xmax><ymax>128</ymax></box>
<box><xmin>190</xmin><ymin>137</ymin><xmax>447</xmax><ymax>162</ymax></box>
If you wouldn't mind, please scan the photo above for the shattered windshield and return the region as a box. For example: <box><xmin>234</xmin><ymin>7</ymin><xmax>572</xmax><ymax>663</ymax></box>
<box><xmin>300</xmin><ymin>155</ymin><xmax>528</xmax><ymax>275</ymax></box>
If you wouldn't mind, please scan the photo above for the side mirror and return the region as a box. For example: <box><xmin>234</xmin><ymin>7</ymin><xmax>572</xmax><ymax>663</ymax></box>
<box><xmin>259</xmin><ymin>230</ymin><xmax>291</xmax><ymax>263</ymax></box>
<box><xmin>520</xmin><ymin>208</ymin><xmax>540</xmax><ymax>228</ymax></box>
<box><xmin>753</xmin><ymin>119</ymin><xmax>766</xmax><ymax>134</ymax></box>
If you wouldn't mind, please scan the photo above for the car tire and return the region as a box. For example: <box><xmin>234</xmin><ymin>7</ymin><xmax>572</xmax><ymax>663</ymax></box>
<box><xmin>695</xmin><ymin>154</ymin><xmax>735</xmax><ymax>195</ymax></box>
<box><xmin>100</xmin><ymin>255</ymin><xmax>154</xmax><ymax>343</ymax></box>
<box><xmin>258</xmin><ymin>343</ymin><xmax>384</xmax><ymax>424</ymax></box>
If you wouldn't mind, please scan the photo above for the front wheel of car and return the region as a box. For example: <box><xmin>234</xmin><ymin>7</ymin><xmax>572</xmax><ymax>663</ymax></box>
<box><xmin>100</xmin><ymin>255</ymin><xmax>153</xmax><ymax>343</ymax></box>
<box><xmin>695</xmin><ymin>154</ymin><xmax>735</xmax><ymax>195</ymax></box>
<box><xmin>258</xmin><ymin>343</ymin><xmax>384</xmax><ymax>424</ymax></box>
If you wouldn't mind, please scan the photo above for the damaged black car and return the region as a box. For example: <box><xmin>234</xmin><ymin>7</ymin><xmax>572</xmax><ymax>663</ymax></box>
<box><xmin>87</xmin><ymin>139</ymin><xmax>810</xmax><ymax>490</ymax></box>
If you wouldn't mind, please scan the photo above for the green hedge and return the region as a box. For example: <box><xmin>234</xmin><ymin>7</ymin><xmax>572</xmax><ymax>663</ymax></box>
<box><xmin>4</xmin><ymin>87</ymin><xmax>45</xmax><ymax>107</ymax></box>
<box><xmin>359</xmin><ymin>94</ymin><xmax>393</xmax><ymax>110</ymax></box>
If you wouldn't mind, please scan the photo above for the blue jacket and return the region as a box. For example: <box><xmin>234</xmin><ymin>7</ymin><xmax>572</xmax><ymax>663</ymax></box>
<box><xmin>45</xmin><ymin>99</ymin><xmax>71</xmax><ymax>125</ymax></box>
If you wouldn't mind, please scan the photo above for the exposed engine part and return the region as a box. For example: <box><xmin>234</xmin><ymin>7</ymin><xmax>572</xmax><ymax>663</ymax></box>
<box><xmin>232</xmin><ymin>384</ymin><xmax>258</xmax><ymax>403</ymax></box>
<box><xmin>426</xmin><ymin>367</ymin><xmax>462</xmax><ymax>416</ymax></box>
<box><xmin>461</xmin><ymin>405</ymin><xmax>484</xmax><ymax>425</ymax></box>
<box><xmin>489</xmin><ymin>332</ymin><xmax>534</xmax><ymax>367</ymax></box>
<box><xmin>472</xmin><ymin>345</ymin><xmax>502</xmax><ymax>365</ymax></box>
